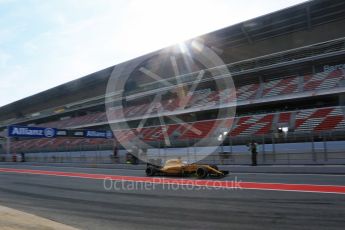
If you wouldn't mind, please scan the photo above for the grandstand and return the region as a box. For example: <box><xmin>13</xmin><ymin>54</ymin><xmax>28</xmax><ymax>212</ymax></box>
<box><xmin>1</xmin><ymin>0</ymin><xmax>345</xmax><ymax>165</ymax></box>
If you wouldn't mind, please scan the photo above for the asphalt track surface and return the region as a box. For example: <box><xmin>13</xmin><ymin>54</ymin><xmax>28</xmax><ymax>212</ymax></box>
<box><xmin>0</xmin><ymin>165</ymin><xmax>344</xmax><ymax>230</ymax></box>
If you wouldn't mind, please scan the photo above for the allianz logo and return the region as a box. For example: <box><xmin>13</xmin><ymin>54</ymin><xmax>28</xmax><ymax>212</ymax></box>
<box><xmin>86</xmin><ymin>131</ymin><xmax>106</xmax><ymax>137</ymax></box>
<box><xmin>11</xmin><ymin>127</ymin><xmax>55</xmax><ymax>137</ymax></box>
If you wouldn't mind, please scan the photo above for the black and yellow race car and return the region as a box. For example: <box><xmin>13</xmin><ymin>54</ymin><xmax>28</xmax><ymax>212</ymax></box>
<box><xmin>145</xmin><ymin>159</ymin><xmax>229</xmax><ymax>179</ymax></box>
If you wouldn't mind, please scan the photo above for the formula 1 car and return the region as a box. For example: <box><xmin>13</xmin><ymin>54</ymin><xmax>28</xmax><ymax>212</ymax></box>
<box><xmin>145</xmin><ymin>159</ymin><xmax>229</xmax><ymax>179</ymax></box>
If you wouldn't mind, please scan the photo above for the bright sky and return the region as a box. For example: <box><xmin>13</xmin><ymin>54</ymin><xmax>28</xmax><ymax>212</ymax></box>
<box><xmin>0</xmin><ymin>0</ymin><xmax>306</xmax><ymax>107</ymax></box>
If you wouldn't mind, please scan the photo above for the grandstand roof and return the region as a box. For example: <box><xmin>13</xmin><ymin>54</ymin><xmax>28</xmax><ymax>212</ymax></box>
<box><xmin>201</xmin><ymin>0</ymin><xmax>345</xmax><ymax>48</ymax></box>
<box><xmin>1</xmin><ymin>0</ymin><xmax>345</xmax><ymax>121</ymax></box>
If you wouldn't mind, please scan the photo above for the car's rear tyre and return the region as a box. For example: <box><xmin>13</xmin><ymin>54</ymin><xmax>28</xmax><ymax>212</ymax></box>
<box><xmin>146</xmin><ymin>166</ymin><xmax>156</xmax><ymax>176</ymax></box>
<box><xmin>196</xmin><ymin>167</ymin><xmax>208</xmax><ymax>179</ymax></box>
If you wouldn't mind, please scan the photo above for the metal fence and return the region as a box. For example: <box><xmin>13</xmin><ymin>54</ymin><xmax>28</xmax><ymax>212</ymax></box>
<box><xmin>1</xmin><ymin>130</ymin><xmax>345</xmax><ymax>165</ymax></box>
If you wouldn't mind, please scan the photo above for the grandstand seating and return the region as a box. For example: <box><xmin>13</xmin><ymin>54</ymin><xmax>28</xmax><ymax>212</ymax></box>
<box><xmin>11</xmin><ymin>106</ymin><xmax>345</xmax><ymax>152</ymax></box>
<box><xmin>31</xmin><ymin>69</ymin><xmax>344</xmax><ymax>129</ymax></box>
<box><xmin>278</xmin><ymin>112</ymin><xmax>291</xmax><ymax>123</ymax></box>
<box><xmin>304</xmin><ymin>69</ymin><xmax>344</xmax><ymax>91</ymax></box>
<box><xmin>39</xmin><ymin>111</ymin><xmax>105</xmax><ymax>128</ymax></box>
<box><xmin>295</xmin><ymin>107</ymin><xmax>345</xmax><ymax>132</ymax></box>
<box><xmin>121</xmin><ymin>69</ymin><xmax>342</xmax><ymax>118</ymax></box>
<box><xmin>113</xmin><ymin>106</ymin><xmax>345</xmax><ymax>140</ymax></box>
<box><xmin>9</xmin><ymin>69</ymin><xmax>345</xmax><ymax>153</ymax></box>
<box><xmin>262</xmin><ymin>76</ymin><xmax>299</xmax><ymax>97</ymax></box>
<box><xmin>237</xmin><ymin>83</ymin><xmax>260</xmax><ymax>100</ymax></box>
